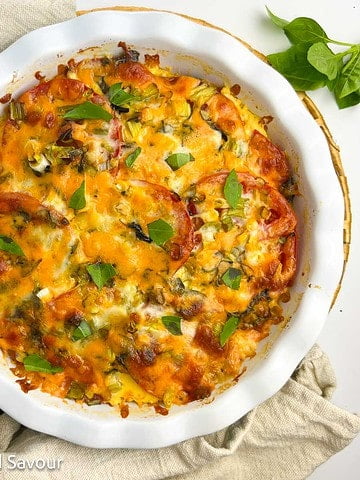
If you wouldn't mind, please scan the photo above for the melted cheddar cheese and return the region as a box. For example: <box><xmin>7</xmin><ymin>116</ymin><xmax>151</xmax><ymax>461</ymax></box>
<box><xmin>0</xmin><ymin>47</ymin><xmax>297</xmax><ymax>415</ymax></box>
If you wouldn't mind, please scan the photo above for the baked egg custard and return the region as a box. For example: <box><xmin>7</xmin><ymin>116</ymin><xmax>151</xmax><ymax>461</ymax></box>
<box><xmin>0</xmin><ymin>45</ymin><xmax>297</xmax><ymax>416</ymax></box>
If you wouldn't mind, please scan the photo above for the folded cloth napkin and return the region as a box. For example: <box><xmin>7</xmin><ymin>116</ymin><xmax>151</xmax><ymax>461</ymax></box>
<box><xmin>0</xmin><ymin>2</ymin><xmax>359</xmax><ymax>479</ymax></box>
<box><xmin>0</xmin><ymin>345</ymin><xmax>359</xmax><ymax>480</ymax></box>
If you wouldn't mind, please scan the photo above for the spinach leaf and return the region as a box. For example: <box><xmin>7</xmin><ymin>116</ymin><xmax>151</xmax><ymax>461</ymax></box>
<box><xmin>224</xmin><ymin>169</ymin><xmax>242</xmax><ymax>209</ymax></box>
<box><xmin>72</xmin><ymin>320</ymin><xmax>92</xmax><ymax>341</ymax></box>
<box><xmin>125</xmin><ymin>147</ymin><xmax>141</xmax><ymax>168</ymax></box>
<box><xmin>63</xmin><ymin>102</ymin><xmax>112</xmax><ymax>121</ymax></box>
<box><xmin>222</xmin><ymin>268</ymin><xmax>242</xmax><ymax>290</ymax></box>
<box><xmin>336</xmin><ymin>50</ymin><xmax>360</xmax><ymax>98</ymax></box>
<box><xmin>0</xmin><ymin>235</ymin><xmax>24</xmax><ymax>256</ymax></box>
<box><xmin>108</xmin><ymin>83</ymin><xmax>135</xmax><ymax>106</ymax></box>
<box><xmin>284</xmin><ymin>17</ymin><xmax>329</xmax><ymax>45</ymax></box>
<box><xmin>219</xmin><ymin>316</ymin><xmax>239</xmax><ymax>347</ymax></box>
<box><xmin>165</xmin><ymin>153</ymin><xmax>194</xmax><ymax>171</ymax></box>
<box><xmin>267</xmin><ymin>43</ymin><xmax>327</xmax><ymax>90</ymax></box>
<box><xmin>23</xmin><ymin>354</ymin><xmax>63</xmax><ymax>374</ymax></box>
<box><xmin>266</xmin><ymin>6</ymin><xmax>289</xmax><ymax>29</ymax></box>
<box><xmin>161</xmin><ymin>315</ymin><xmax>182</xmax><ymax>335</ymax></box>
<box><xmin>86</xmin><ymin>263</ymin><xmax>117</xmax><ymax>289</ymax></box>
<box><xmin>307</xmin><ymin>43</ymin><xmax>340</xmax><ymax>81</ymax></box>
<box><xmin>147</xmin><ymin>219</ymin><xmax>174</xmax><ymax>246</ymax></box>
<box><xmin>69</xmin><ymin>180</ymin><xmax>86</xmax><ymax>210</ymax></box>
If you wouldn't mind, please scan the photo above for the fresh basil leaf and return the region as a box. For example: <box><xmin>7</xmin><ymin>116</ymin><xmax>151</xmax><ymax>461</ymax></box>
<box><xmin>307</xmin><ymin>43</ymin><xmax>340</xmax><ymax>81</ymax></box>
<box><xmin>284</xmin><ymin>17</ymin><xmax>329</xmax><ymax>45</ymax></box>
<box><xmin>72</xmin><ymin>320</ymin><xmax>92</xmax><ymax>341</ymax></box>
<box><xmin>147</xmin><ymin>219</ymin><xmax>174</xmax><ymax>245</ymax></box>
<box><xmin>86</xmin><ymin>263</ymin><xmax>117</xmax><ymax>289</ymax></box>
<box><xmin>224</xmin><ymin>169</ymin><xmax>242</xmax><ymax>209</ymax></box>
<box><xmin>165</xmin><ymin>153</ymin><xmax>194</xmax><ymax>171</ymax></box>
<box><xmin>69</xmin><ymin>180</ymin><xmax>86</xmax><ymax>210</ymax></box>
<box><xmin>63</xmin><ymin>101</ymin><xmax>112</xmax><ymax>121</ymax></box>
<box><xmin>23</xmin><ymin>354</ymin><xmax>63</xmax><ymax>374</ymax></box>
<box><xmin>161</xmin><ymin>315</ymin><xmax>182</xmax><ymax>336</ymax></box>
<box><xmin>222</xmin><ymin>268</ymin><xmax>242</xmax><ymax>290</ymax></box>
<box><xmin>336</xmin><ymin>51</ymin><xmax>360</xmax><ymax>98</ymax></box>
<box><xmin>108</xmin><ymin>83</ymin><xmax>135</xmax><ymax>106</ymax></box>
<box><xmin>219</xmin><ymin>316</ymin><xmax>239</xmax><ymax>347</ymax></box>
<box><xmin>0</xmin><ymin>235</ymin><xmax>24</xmax><ymax>256</ymax></box>
<box><xmin>335</xmin><ymin>88</ymin><xmax>360</xmax><ymax>109</ymax></box>
<box><xmin>125</xmin><ymin>147</ymin><xmax>141</xmax><ymax>168</ymax></box>
<box><xmin>267</xmin><ymin>43</ymin><xmax>327</xmax><ymax>90</ymax></box>
<box><xmin>266</xmin><ymin>7</ymin><xmax>289</xmax><ymax>29</ymax></box>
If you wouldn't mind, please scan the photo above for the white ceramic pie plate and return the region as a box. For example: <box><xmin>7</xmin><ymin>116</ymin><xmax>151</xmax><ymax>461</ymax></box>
<box><xmin>0</xmin><ymin>10</ymin><xmax>344</xmax><ymax>448</ymax></box>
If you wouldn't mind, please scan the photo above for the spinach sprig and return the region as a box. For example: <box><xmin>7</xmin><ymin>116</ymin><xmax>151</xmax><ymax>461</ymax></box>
<box><xmin>266</xmin><ymin>7</ymin><xmax>360</xmax><ymax>109</ymax></box>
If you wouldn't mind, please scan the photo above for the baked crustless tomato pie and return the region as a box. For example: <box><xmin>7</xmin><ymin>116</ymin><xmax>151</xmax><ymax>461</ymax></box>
<box><xmin>0</xmin><ymin>44</ymin><xmax>297</xmax><ymax>416</ymax></box>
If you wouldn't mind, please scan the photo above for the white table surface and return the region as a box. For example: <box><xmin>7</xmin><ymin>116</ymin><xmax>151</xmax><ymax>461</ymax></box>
<box><xmin>80</xmin><ymin>0</ymin><xmax>360</xmax><ymax>476</ymax></box>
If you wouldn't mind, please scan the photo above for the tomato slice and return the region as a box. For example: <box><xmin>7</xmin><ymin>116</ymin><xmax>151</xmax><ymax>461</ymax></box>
<box><xmin>124</xmin><ymin>179</ymin><xmax>194</xmax><ymax>272</ymax></box>
<box><xmin>187</xmin><ymin>171</ymin><xmax>297</xmax><ymax>292</ymax></box>
<box><xmin>0</xmin><ymin>192</ymin><xmax>69</xmax><ymax>227</ymax></box>
<box><xmin>247</xmin><ymin>130</ymin><xmax>290</xmax><ymax>189</ymax></box>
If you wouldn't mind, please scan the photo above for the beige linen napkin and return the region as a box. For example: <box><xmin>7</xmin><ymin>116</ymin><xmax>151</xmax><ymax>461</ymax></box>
<box><xmin>0</xmin><ymin>2</ymin><xmax>359</xmax><ymax>479</ymax></box>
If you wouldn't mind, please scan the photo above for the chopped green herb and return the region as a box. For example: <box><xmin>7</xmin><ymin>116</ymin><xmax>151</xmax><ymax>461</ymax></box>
<box><xmin>0</xmin><ymin>235</ymin><xmax>24</xmax><ymax>256</ymax></box>
<box><xmin>86</xmin><ymin>263</ymin><xmax>117</xmax><ymax>289</ymax></box>
<box><xmin>222</xmin><ymin>268</ymin><xmax>242</xmax><ymax>290</ymax></box>
<box><xmin>108</xmin><ymin>83</ymin><xmax>135</xmax><ymax>106</ymax></box>
<box><xmin>69</xmin><ymin>180</ymin><xmax>86</xmax><ymax>210</ymax></box>
<box><xmin>9</xmin><ymin>101</ymin><xmax>25</xmax><ymax>121</ymax></box>
<box><xmin>165</xmin><ymin>153</ymin><xmax>194</xmax><ymax>171</ymax></box>
<box><xmin>224</xmin><ymin>169</ymin><xmax>242</xmax><ymax>209</ymax></box>
<box><xmin>147</xmin><ymin>219</ymin><xmax>174</xmax><ymax>246</ymax></box>
<box><xmin>72</xmin><ymin>319</ymin><xmax>92</xmax><ymax>341</ymax></box>
<box><xmin>63</xmin><ymin>101</ymin><xmax>112</xmax><ymax>121</ymax></box>
<box><xmin>23</xmin><ymin>354</ymin><xmax>63</xmax><ymax>374</ymax></box>
<box><xmin>125</xmin><ymin>147</ymin><xmax>141</xmax><ymax>168</ymax></box>
<box><xmin>162</xmin><ymin>315</ymin><xmax>182</xmax><ymax>335</ymax></box>
<box><xmin>219</xmin><ymin>316</ymin><xmax>239</xmax><ymax>347</ymax></box>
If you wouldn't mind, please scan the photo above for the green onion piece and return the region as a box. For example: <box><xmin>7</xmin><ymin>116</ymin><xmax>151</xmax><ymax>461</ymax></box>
<box><xmin>72</xmin><ymin>319</ymin><xmax>92</xmax><ymax>341</ymax></box>
<box><xmin>162</xmin><ymin>315</ymin><xmax>182</xmax><ymax>336</ymax></box>
<box><xmin>69</xmin><ymin>180</ymin><xmax>86</xmax><ymax>210</ymax></box>
<box><xmin>165</xmin><ymin>153</ymin><xmax>194</xmax><ymax>171</ymax></box>
<box><xmin>219</xmin><ymin>316</ymin><xmax>239</xmax><ymax>347</ymax></box>
<box><xmin>125</xmin><ymin>147</ymin><xmax>141</xmax><ymax>168</ymax></box>
<box><xmin>108</xmin><ymin>83</ymin><xmax>135</xmax><ymax>106</ymax></box>
<box><xmin>23</xmin><ymin>354</ymin><xmax>63</xmax><ymax>374</ymax></box>
<box><xmin>224</xmin><ymin>169</ymin><xmax>242</xmax><ymax>209</ymax></box>
<box><xmin>63</xmin><ymin>101</ymin><xmax>112</xmax><ymax>121</ymax></box>
<box><xmin>0</xmin><ymin>235</ymin><xmax>24</xmax><ymax>256</ymax></box>
<box><xmin>147</xmin><ymin>219</ymin><xmax>174</xmax><ymax>245</ymax></box>
<box><xmin>9</xmin><ymin>101</ymin><xmax>25</xmax><ymax>121</ymax></box>
<box><xmin>86</xmin><ymin>263</ymin><xmax>117</xmax><ymax>289</ymax></box>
